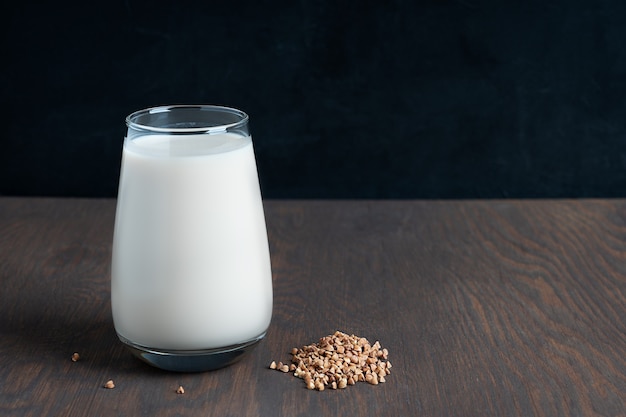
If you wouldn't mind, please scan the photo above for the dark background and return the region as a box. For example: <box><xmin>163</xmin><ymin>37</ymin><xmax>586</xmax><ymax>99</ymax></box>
<box><xmin>2</xmin><ymin>0</ymin><xmax>626</xmax><ymax>199</ymax></box>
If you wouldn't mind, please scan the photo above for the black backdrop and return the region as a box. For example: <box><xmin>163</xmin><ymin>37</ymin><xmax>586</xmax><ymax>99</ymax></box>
<box><xmin>2</xmin><ymin>0</ymin><xmax>626</xmax><ymax>198</ymax></box>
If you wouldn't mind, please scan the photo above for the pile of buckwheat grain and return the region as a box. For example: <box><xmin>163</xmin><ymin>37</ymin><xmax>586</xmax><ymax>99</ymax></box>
<box><xmin>269</xmin><ymin>330</ymin><xmax>391</xmax><ymax>391</ymax></box>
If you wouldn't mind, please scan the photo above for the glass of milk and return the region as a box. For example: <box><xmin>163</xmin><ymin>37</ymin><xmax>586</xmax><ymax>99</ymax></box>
<box><xmin>111</xmin><ymin>105</ymin><xmax>273</xmax><ymax>372</ymax></box>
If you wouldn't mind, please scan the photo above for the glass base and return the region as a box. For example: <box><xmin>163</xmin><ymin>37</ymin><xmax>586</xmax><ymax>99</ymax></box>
<box><xmin>117</xmin><ymin>333</ymin><xmax>266</xmax><ymax>372</ymax></box>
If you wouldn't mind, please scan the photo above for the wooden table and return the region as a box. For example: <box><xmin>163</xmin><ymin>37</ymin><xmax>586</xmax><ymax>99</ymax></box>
<box><xmin>0</xmin><ymin>197</ymin><xmax>624</xmax><ymax>416</ymax></box>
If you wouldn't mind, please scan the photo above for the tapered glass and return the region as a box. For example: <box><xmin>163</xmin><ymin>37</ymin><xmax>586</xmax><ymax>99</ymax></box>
<box><xmin>111</xmin><ymin>105</ymin><xmax>273</xmax><ymax>372</ymax></box>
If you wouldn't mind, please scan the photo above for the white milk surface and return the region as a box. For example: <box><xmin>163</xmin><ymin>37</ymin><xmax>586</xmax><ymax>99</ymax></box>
<box><xmin>112</xmin><ymin>133</ymin><xmax>273</xmax><ymax>350</ymax></box>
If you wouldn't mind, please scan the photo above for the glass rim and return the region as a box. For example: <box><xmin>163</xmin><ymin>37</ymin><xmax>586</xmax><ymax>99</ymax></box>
<box><xmin>125</xmin><ymin>104</ymin><xmax>249</xmax><ymax>134</ymax></box>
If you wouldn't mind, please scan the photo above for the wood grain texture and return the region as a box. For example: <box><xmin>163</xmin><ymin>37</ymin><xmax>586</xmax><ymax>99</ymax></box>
<box><xmin>0</xmin><ymin>198</ymin><xmax>624</xmax><ymax>416</ymax></box>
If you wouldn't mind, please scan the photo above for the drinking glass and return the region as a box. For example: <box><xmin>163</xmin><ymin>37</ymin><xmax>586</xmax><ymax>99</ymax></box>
<box><xmin>111</xmin><ymin>105</ymin><xmax>273</xmax><ymax>372</ymax></box>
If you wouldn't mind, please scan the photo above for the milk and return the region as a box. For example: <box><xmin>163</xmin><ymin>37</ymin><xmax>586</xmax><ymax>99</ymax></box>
<box><xmin>111</xmin><ymin>132</ymin><xmax>273</xmax><ymax>350</ymax></box>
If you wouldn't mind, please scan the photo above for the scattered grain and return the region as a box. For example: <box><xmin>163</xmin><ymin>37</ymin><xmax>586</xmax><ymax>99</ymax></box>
<box><xmin>269</xmin><ymin>331</ymin><xmax>390</xmax><ymax>391</ymax></box>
